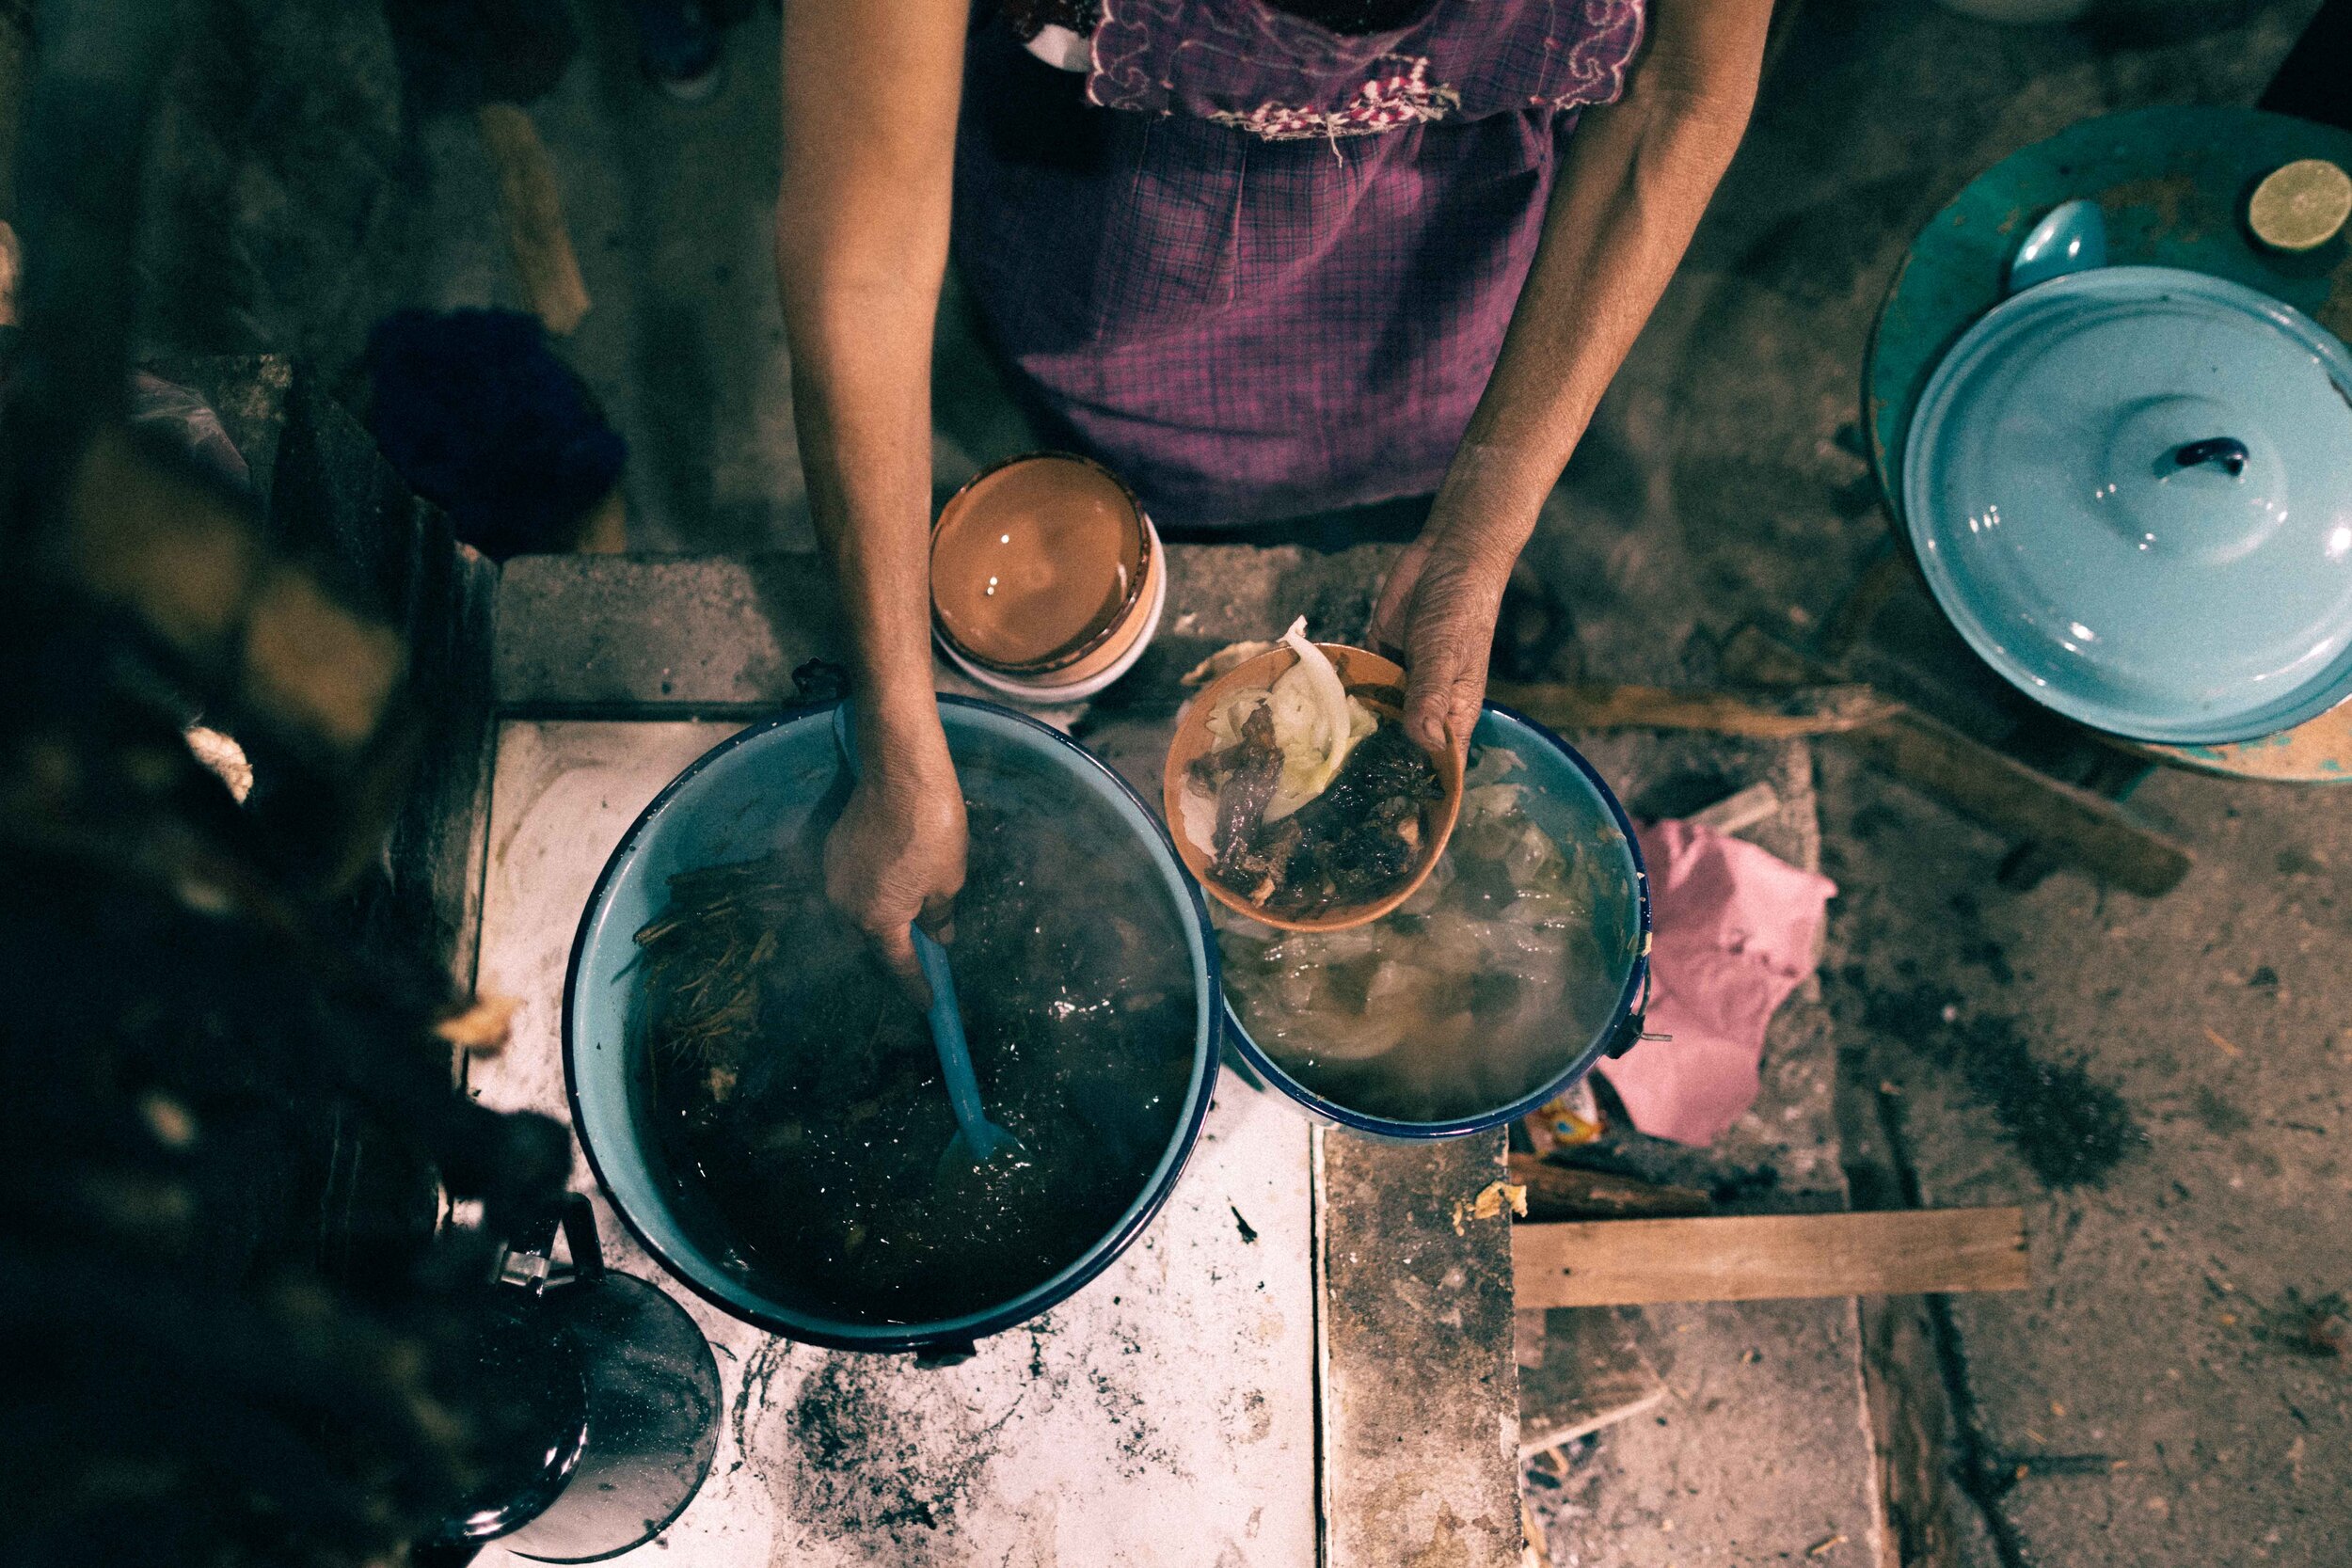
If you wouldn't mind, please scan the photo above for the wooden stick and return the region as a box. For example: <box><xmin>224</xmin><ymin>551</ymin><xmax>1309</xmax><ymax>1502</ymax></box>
<box><xmin>576</xmin><ymin>486</ymin><xmax>628</xmax><ymax>553</ymax></box>
<box><xmin>1520</xmin><ymin>1491</ymin><xmax>1553</xmax><ymax>1568</ymax></box>
<box><xmin>1513</xmin><ymin>1209</ymin><xmax>2028</xmax><ymax>1309</ymax></box>
<box><xmin>1508</xmin><ymin>1152</ymin><xmax>1709</xmax><ymax>1223</ymax></box>
<box><xmin>1486</xmin><ymin>679</ymin><xmax>1900</xmax><ymax>739</ymax></box>
<box><xmin>1516</xmin><ymin>1306</ymin><xmax>1666</xmax><ymax>1455</ymax></box>
<box><xmin>475</xmin><ymin>103</ymin><xmax>591</xmax><ymax>336</ymax></box>
<box><xmin>1718</xmin><ymin>626</ymin><xmax>2192</xmax><ymax>898</ymax></box>
<box><xmin>1832</xmin><ymin>708</ymin><xmax>2189</xmax><ymax>895</ymax></box>
<box><xmin>1689</xmin><ymin>779</ymin><xmax>1783</xmax><ymax>835</ymax></box>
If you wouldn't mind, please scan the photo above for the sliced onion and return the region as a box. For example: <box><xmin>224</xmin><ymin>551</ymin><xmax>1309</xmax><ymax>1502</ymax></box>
<box><xmin>1178</xmin><ymin>779</ymin><xmax>1221</xmax><ymax>857</ymax></box>
<box><xmin>1264</xmin><ymin>617</ymin><xmax>1363</xmax><ymax>820</ymax></box>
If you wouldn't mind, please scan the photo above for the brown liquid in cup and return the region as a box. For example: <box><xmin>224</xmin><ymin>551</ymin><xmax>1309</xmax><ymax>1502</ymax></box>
<box><xmin>931</xmin><ymin>457</ymin><xmax>1144</xmax><ymax>671</ymax></box>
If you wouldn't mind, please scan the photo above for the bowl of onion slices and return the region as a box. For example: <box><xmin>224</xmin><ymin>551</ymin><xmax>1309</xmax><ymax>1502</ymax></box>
<box><xmin>1163</xmin><ymin>619</ymin><xmax>1464</xmax><ymax>933</ymax></box>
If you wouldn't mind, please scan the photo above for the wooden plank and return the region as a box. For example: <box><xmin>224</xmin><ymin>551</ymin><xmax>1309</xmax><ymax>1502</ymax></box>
<box><xmin>1515</xmin><ymin>1307</ymin><xmax>1665</xmax><ymax>1457</ymax></box>
<box><xmin>1513</xmin><ymin>1209</ymin><xmax>2028</xmax><ymax>1309</ymax></box>
<box><xmin>1486</xmin><ymin>679</ymin><xmax>1899</xmax><ymax>739</ymax></box>
<box><xmin>1717</xmin><ymin>624</ymin><xmax>1827</xmax><ymax>689</ymax></box>
<box><xmin>1719</xmin><ymin>626</ymin><xmax>2193</xmax><ymax>897</ymax></box>
<box><xmin>475</xmin><ymin>104</ymin><xmax>590</xmax><ymax>336</ymax></box>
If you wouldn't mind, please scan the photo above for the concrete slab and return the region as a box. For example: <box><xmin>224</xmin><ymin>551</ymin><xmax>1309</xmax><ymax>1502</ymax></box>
<box><xmin>469</xmin><ymin>719</ymin><xmax>1320</xmax><ymax>1566</ymax></box>
<box><xmin>1322</xmin><ymin>1130</ymin><xmax>1524</xmax><ymax>1568</ymax></box>
<box><xmin>1539</xmin><ymin>1296</ymin><xmax>1879</xmax><ymax>1568</ymax></box>
<box><xmin>492</xmin><ymin>554</ymin><xmax>841</xmax><ymax>715</ymax></box>
<box><xmin>490</xmin><ymin>543</ymin><xmax>1400</xmax><ymax>718</ymax></box>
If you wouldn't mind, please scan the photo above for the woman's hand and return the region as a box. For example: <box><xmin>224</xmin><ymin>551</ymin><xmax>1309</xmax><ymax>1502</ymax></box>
<box><xmin>1368</xmin><ymin>481</ymin><xmax>1531</xmax><ymax>768</ymax></box>
<box><xmin>823</xmin><ymin>705</ymin><xmax>966</xmax><ymax>999</ymax></box>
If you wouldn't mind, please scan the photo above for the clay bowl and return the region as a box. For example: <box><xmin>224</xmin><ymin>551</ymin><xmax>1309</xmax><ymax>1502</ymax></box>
<box><xmin>930</xmin><ymin>452</ymin><xmax>1155</xmax><ymax>683</ymax></box>
<box><xmin>1162</xmin><ymin>642</ymin><xmax>1464</xmax><ymax>933</ymax></box>
<box><xmin>938</xmin><ymin>523</ymin><xmax>1168</xmax><ymax>705</ymax></box>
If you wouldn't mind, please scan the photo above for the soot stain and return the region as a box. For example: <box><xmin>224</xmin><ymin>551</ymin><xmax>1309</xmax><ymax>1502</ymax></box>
<box><xmin>782</xmin><ymin>1354</ymin><xmax>1028</xmax><ymax>1557</ymax></box>
<box><xmin>1089</xmin><ymin>1365</ymin><xmax>1183</xmax><ymax>1480</ymax></box>
<box><xmin>1856</xmin><ymin>979</ymin><xmax>2142</xmax><ymax>1189</ymax></box>
<box><xmin>2190</xmin><ymin>1085</ymin><xmax>2250</xmax><ymax>1137</ymax></box>
<box><xmin>730</xmin><ymin>1338</ymin><xmax>788</xmax><ymax>1474</ymax></box>
<box><xmin>2251</xmin><ymin>1289</ymin><xmax>2347</xmax><ymax>1360</ymax></box>
<box><xmin>2276</xmin><ymin>847</ymin><xmax>2324</xmax><ymax>877</ymax></box>
<box><xmin>1945</xmin><ymin>892</ymin><xmax>2015</xmax><ymax>984</ymax></box>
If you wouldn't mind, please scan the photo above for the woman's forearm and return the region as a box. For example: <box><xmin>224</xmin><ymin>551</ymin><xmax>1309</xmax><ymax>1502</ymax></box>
<box><xmin>1443</xmin><ymin>0</ymin><xmax>1773</xmax><ymax>544</ymax></box>
<box><xmin>776</xmin><ymin>0</ymin><xmax>970</xmax><ymax>759</ymax></box>
<box><xmin>786</xmin><ymin>306</ymin><xmax>946</xmax><ymax>736</ymax></box>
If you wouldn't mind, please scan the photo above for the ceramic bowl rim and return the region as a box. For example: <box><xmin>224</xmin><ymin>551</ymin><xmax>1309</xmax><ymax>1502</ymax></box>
<box><xmin>1161</xmin><ymin>641</ymin><xmax>1466</xmax><ymax>933</ymax></box>
<box><xmin>935</xmin><ymin>517</ymin><xmax>1168</xmax><ymax>705</ymax></box>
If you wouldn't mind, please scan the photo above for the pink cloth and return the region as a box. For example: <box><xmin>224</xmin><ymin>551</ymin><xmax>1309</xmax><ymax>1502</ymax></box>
<box><xmin>1596</xmin><ymin>820</ymin><xmax>1836</xmax><ymax>1147</ymax></box>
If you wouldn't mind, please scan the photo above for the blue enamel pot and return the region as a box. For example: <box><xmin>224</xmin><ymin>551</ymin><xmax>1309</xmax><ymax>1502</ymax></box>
<box><xmin>1216</xmin><ymin>705</ymin><xmax>1650</xmax><ymax>1141</ymax></box>
<box><xmin>1903</xmin><ymin>199</ymin><xmax>2352</xmax><ymax>744</ymax></box>
<box><xmin>563</xmin><ymin>697</ymin><xmax>1221</xmax><ymax>1359</ymax></box>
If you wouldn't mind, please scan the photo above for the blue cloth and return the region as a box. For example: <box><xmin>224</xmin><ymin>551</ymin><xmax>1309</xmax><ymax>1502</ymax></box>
<box><xmin>365</xmin><ymin>308</ymin><xmax>626</xmax><ymax>560</ymax></box>
<box><xmin>623</xmin><ymin>0</ymin><xmax>747</xmax><ymax>80</ymax></box>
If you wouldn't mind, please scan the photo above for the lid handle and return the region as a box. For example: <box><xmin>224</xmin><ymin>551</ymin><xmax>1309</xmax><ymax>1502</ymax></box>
<box><xmin>2168</xmin><ymin>436</ymin><xmax>2249</xmax><ymax>480</ymax></box>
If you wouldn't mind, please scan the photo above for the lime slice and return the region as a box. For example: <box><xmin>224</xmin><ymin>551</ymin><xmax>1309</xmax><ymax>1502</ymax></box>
<box><xmin>2247</xmin><ymin>159</ymin><xmax>2352</xmax><ymax>253</ymax></box>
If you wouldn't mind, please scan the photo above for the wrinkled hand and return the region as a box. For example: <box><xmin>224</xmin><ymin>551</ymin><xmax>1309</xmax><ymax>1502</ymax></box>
<box><xmin>1367</xmin><ymin>526</ymin><xmax>1516</xmax><ymax>768</ymax></box>
<box><xmin>823</xmin><ymin>715</ymin><xmax>966</xmax><ymax>1002</ymax></box>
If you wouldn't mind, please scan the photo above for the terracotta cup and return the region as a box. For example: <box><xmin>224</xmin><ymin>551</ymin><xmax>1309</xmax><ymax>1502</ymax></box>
<box><xmin>1162</xmin><ymin>642</ymin><xmax>1464</xmax><ymax>933</ymax></box>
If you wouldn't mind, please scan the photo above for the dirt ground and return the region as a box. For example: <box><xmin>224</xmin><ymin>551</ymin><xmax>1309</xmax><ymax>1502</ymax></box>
<box><xmin>1536</xmin><ymin>3</ymin><xmax>2348</xmax><ymax>1563</ymax></box>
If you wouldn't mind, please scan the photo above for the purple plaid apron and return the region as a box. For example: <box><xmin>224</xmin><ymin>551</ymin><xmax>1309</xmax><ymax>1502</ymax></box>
<box><xmin>953</xmin><ymin>0</ymin><xmax>1648</xmax><ymax>527</ymax></box>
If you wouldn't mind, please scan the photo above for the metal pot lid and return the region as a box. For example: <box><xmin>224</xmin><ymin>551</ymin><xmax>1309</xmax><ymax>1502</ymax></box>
<box><xmin>1903</xmin><ymin>263</ymin><xmax>2352</xmax><ymax>744</ymax></box>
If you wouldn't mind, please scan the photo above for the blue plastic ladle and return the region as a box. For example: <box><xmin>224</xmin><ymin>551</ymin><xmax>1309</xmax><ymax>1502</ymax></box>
<box><xmin>830</xmin><ymin>701</ymin><xmax>1023</xmax><ymax>1170</ymax></box>
<box><xmin>909</xmin><ymin>925</ymin><xmax>1021</xmax><ymax>1168</ymax></box>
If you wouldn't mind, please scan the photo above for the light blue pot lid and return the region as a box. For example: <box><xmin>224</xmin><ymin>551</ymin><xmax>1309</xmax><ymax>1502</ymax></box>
<box><xmin>1903</xmin><ymin>265</ymin><xmax>2352</xmax><ymax>745</ymax></box>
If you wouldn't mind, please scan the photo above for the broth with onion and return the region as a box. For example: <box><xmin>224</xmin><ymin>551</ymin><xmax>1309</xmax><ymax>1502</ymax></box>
<box><xmin>1216</xmin><ymin>745</ymin><xmax>1636</xmax><ymax>1125</ymax></box>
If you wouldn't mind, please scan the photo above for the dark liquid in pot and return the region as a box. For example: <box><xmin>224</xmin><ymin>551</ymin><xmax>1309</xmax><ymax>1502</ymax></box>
<box><xmin>637</xmin><ymin>757</ymin><xmax>1196</xmax><ymax>1325</ymax></box>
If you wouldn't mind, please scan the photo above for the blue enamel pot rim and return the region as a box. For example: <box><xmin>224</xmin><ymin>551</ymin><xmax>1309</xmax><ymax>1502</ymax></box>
<box><xmin>562</xmin><ymin>695</ymin><xmax>1223</xmax><ymax>1355</ymax></box>
<box><xmin>1901</xmin><ymin>263</ymin><xmax>2352</xmax><ymax>745</ymax></box>
<box><xmin>1217</xmin><ymin>703</ymin><xmax>1652</xmax><ymax>1141</ymax></box>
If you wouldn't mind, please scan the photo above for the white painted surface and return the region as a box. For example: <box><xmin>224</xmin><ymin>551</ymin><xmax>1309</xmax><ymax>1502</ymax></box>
<box><xmin>470</xmin><ymin>720</ymin><xmax>1317</xmax><ymax>1567</ymax></box>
